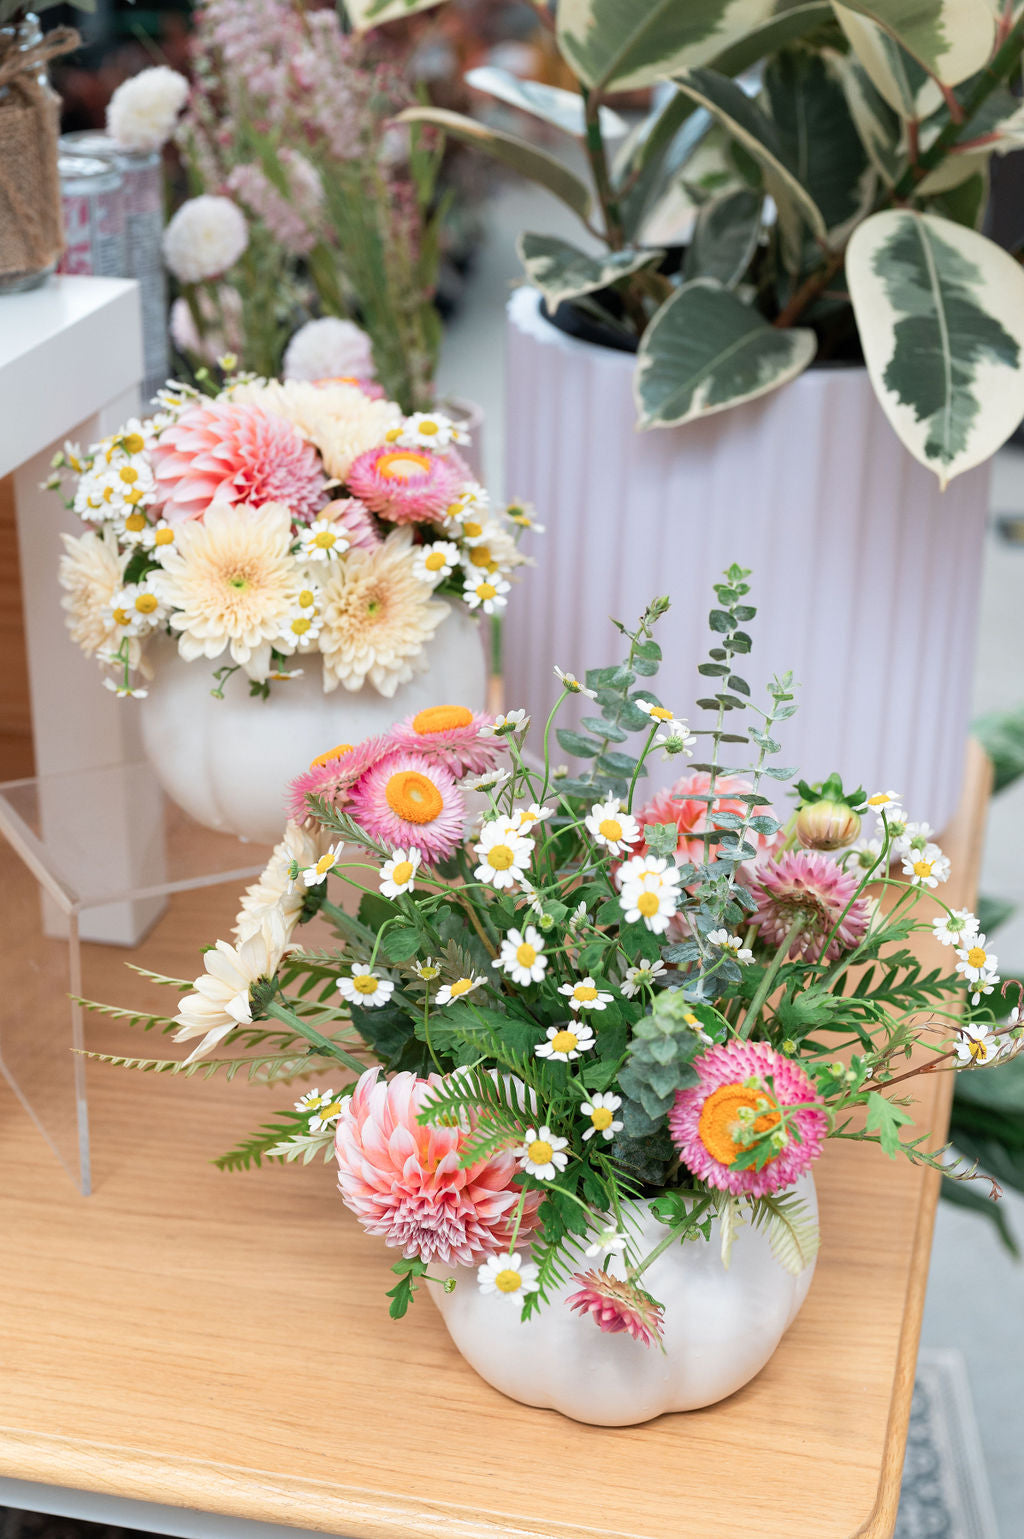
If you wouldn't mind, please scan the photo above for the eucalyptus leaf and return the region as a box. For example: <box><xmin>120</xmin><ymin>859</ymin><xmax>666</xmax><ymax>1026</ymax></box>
<box><xmin>846</xmin><ymin>209</ymin><xmax>1024</xmax><ymax>484</ymax></box>
<box><xmin>557</xmin><ymin>0</ymin><xmax>777</xmax><ymax>93</ymax></box>
<box><xmin>517</xmin><ymin>233</ymin><xmax>665</xmax><ymax>308</ymax></box>
<box><xmin>682</xmin><ymin>187</ymin><xmax>763</xmax><ymax>286</ymax></box>
<box><xmin>635</xmin><ymin>278</ymin><xmax>817</xmax><ymax>428</ymax></box>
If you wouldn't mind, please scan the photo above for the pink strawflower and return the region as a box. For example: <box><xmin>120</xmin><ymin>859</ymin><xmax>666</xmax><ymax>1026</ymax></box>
<box><xmin>386</xmin><ymin>705</ymin><xmax>503</xmax><ymax>778</ymax></box>
<box><xmin>285</xmin><ymin>734</ymin><xmax>391</xmax><ymax>824</ymax></box>
<box><xmin>152</xmin><ymin>400</ymin><xmax>327</xmax><ymax>524</ymax></box>
<box><xmin>346</xmin><ymin>751</ymin><xmax>465</xmax><ymax>863</ymax></box>
<box><xmin>316</xmin><ymin>496</ymin><xmax>381</xmax><ymax>551</ymax></box>
<box><xmin>668</xmin><ymin>1040</ymin><xmax>827</xmax><ymax>1198</ymax></box>
<box><xmin>745</xmin><ymin>847</ymin><xmax>870</xmax><ymax>962</ymax></box>
<box><xmin>335</xmin><ymin>1066</ymin><xmax>540</xmax><ymax>1265</ymax></box>
<box><xmin>636</xmin><ymin>771</ymin><xmax>768</xmax><ymax>867</ymax></box>
<box><xmin>346</xmin><ymin>444</ymin><xmax>467</xmax><ymax>525</ymax></box>
<box><xmin>566</xmin><ymin>1270</ymin><xmax>665</xmax><ymax>1348</ymax></box>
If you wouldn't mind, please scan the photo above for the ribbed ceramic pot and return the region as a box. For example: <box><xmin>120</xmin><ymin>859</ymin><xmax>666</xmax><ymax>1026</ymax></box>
<box><xmin>503</xmin><ymin>287</ymin><xmax>990</xmax><ymax>832</ymax></box>
<box><xmin>428</xmin><ymin>1175</ymin><xmax>817</xmax><ymax>1426</ymax></box>
<box><xmin>138</xmin><ymin>606</ymin><xmax>488</xmax><ymax>843</ymax></box>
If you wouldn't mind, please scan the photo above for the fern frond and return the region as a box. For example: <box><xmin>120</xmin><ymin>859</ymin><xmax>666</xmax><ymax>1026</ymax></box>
<box><xmin>263</xmin><ymin>1130</ymin><xmax>335</xmax><ymax>1164</ymax></box>
<box><xmin>716</xmin><ymin>1193</ymin><xmax>745</xmax><ymax>1269</ymax></box>
<box><xmin>124</xmin><ymin>963</ymin><xmax>193</xmax><ymax>989</ymax></box>
<box><xmin>71</xmin><ymin>996</ymin><xmax>177</xmax><ymax>1033</ymax></box>
<box><xmin>748</xmin><ymin>1192</ymin><xmax>820</xmax><ymax>1275</ymax></box>
<box><xmin>78</xmin><ymin>1049</ymin><xmax>317</xmax><ymax>1083</ymax></box>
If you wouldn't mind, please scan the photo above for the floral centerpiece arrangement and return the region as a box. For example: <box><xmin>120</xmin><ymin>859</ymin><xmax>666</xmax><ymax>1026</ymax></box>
<box><xmin>87</xmin><ymin>570</ymin><xmax>1017</xmax><ymax>1420</ymax></box>
<box><xmin>51</xmin><ymin>377</ymin><xmax>533</xmax><ymax>702</ymax></box>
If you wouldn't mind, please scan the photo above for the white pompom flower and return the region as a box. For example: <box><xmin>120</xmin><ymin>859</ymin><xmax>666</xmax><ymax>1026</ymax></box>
<box><xmin>283</xmin><ymin>317</ymin><xmax>375</xmax><ymax>383</ymax></box>
<box><xmin>106</xmin><ymin>66</ymin><xmax>189</xmax><ymax>152</ymax></box>
<box><xmin>163</xmin><ymin>196</ymin><xmax>248</xmax><ymax>283</ymax></box>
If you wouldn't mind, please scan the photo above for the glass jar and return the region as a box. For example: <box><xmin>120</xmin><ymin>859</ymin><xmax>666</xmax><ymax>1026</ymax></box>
<box><xmin>0</xmin><ymin>13</ymin><xmax>64</xmax><ymax>293</ymax></box>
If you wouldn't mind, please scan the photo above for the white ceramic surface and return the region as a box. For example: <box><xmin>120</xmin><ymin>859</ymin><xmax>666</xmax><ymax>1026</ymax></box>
<box><xmin>429</xmin><ymin>1176</ymin><xmax>818</xmax><ymax>1426</ymax></box>
<box><xmin>138</xmin><ymin>606</ymin><xmax>488</xmax><ymax>843</ymax></box>
<box><xmin>503</xmin><ymin>287</ymin><xmax>990</xmax><ymax>832</ymax></box>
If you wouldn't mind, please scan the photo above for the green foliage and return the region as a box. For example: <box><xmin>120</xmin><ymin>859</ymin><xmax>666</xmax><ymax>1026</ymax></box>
<box><xmin>973</xmin><ymin>704</ymin><xmax>1024</xmax><ymax>794</ymax></box>
<box><xmin>865</xmin><ymin>1090</ymin><xmax>915</xmax><ymax>1156</ymax></box>
<box><xmin>619</xmin><ymin>993</ymin><xmax>701</xmax><ymax>1135</ymax></box>
<box><xmin>386</xmin><ymin>1258</ymin><xmax>430</xmax><ymax>1319</ymax></box>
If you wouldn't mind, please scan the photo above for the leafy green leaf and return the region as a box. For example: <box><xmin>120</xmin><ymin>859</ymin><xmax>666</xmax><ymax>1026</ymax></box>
<box><xmin>682</xmin><ymin>186</ymin><xmax>763</xmax><ymax>286</ymax></box>
<box><xmin>517</xmin><ymin>232</ymin><xmax>664</xmax><ymax>307</ymax></box>
<box><xmin>557</xmin><ymin>728</ymin><xmax>601</xmax><ymax>758</ymax></box>
<box><xmin>763</xmin><ymin>46</ymin><xmax>873</xmax><ymax>236</ymax></box>
<box><xmin>973</xmin><ymin>704</ymin><xmax>1024</xmax><ymax>794</ymax></box>
<box><xmin>866</xmin><ymin>1090</ymin><xmax>915</xmax><ymax>1156</ymax></box>
<box><xmin>835</xmin><ymin>0</ymin><xmax>996</xmax><ymax>89</ymax></box>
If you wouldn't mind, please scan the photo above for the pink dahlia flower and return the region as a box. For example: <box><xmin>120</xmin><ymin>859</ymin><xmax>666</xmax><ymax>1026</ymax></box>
<box><xmin>152</xmin><ymin>400</ymin><xmax>327</xmax><ymax>524</ymax></box>
<box><xmin>346</xmin><ymin>751</ymin><xmax>466</xmax><ymax>864</ymax></box>
<box><xmin>745</xmin><ymin>847</ymin><xmax>870</xmax><ymax>962</ymax></box>
<box><xmin>335</xmin><ymin>1067</ymin><xmax>540</xmax><ymax>1265</ymax></box>
<box><xmin>346</xmin><ymin>444</ymin><xmax>467</xmax><ymax>525</ymax></box>
<box><xmin>668</xmin><ymin>1040</ymin><xmax>827</xmax><ymax>1198</ymax></box>
<box><xmin>566</xmin><ymin>1271</ymin><xmax>665</xmax><ymax>1348</ymax></box>
<box><xmin>317</xmin><ymin>497</ymin><xmax>381</xmax><ymax>551</ymax></box>
<box><xmin>285</xmin><ymin>734</ymin><xmax>391</xmax><ymax>825</ymax></box>
<box><xmin>385</xmin><ymin>705</ymin><xmax>503</xmax><ymax>778</ymax></box>
<box><xmin>636</xmin><ymin>771</ymin><xmax>769</xmax><ymax>867</ymax></box>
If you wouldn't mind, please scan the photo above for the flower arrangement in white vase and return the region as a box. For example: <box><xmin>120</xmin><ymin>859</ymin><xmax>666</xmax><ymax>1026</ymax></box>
<box><xmin>86</xmin><ymin>573</ymin><xmax>1018</xmax><ymax>1424</ymax></box>
<box><xmin>50</xmin><ymin>373</ymin><xmax>536</xmax><ymax>840</ymax></box>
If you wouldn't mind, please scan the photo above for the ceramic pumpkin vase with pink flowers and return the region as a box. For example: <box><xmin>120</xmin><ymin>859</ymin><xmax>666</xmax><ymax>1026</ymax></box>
<box><xmin>51</xmin><ymin>368</ymin><xmax>536</xmax><ymax>842</ymax></box>
<box><xmin>88</xmin><ymin>574</ymin><xmax>1017</xmax><ymax>1426</ymax></box>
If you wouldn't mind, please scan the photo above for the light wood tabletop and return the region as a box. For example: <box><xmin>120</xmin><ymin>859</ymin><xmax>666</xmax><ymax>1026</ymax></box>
<box><xmin>0</xmin><ymin>743</ymin><xmax>991</xmax><ymax>1539</ymax></box>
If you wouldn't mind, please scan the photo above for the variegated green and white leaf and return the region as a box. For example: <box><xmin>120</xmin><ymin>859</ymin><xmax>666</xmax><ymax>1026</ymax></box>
<box><xmin>634</xmin><ymin>278</ymin><xmax>817</xmax><ymax>428</ymax></box>
<box><xmin>764</xmin><ymin>45</ymin><xmax>875</xmax><ymax>238</ymax></box>
<box><xmin>394</xmin><ymin>108</ymin><xmax>592</xmax><ymax>223</ymax></box>
<box><xmin>834</xmin><ymin>7</ymin><xmax>942</xmax><ymax>117</ymax></box>
<box><xmin>517</xmin><ymin>233</ymin><xmax>665</xmax><ymax>307</ymax></box>
<box><xmin>682</xmin><ymin>187</ymin><xmax>764</xmax><ymax>286</ymax></box>
<box><xmin>557</xmin><ymin>0</ymin><xmax>777</xmax><ymax>93</ymax></box>
<box><xmin>833</xmin><ymin>0</ymin><xmax>996</xmax><ymax>86</ymax></box>
<box><xmin>846</xmin><ymin>209</ymin><xmax>1024</xmax><ymax>484</ymax></box>
<box><xmin>464</xmin><ymin>66</ymin><xmax>627</xmax><ymax>141</ymax></box>
<box><xmin>832</xmin><ymin>51</ymin><xmax>904</xmax><ymax>184</ymax></box>
<box><xmin>927</xmin><ymin>166</ymin><xmax>989</xmax><ymax>229</ymax></box>
<box><xmin>343</xmin><ymin>0</ymin><xmax>442</xmax><ymax>27</ymax></box>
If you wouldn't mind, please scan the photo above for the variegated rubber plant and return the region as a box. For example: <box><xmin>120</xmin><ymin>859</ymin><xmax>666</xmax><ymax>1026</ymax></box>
<box><xmin>345</xmin><ymin>0</ymin><xmax>1024</xmax><ymax>486</ymax></box>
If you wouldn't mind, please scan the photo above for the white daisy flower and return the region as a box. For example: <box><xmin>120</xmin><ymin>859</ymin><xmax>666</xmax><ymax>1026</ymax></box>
<box><xmin>463</xmin><ymin>573</ymin><xmax>510</xmax><ymax>615</ymax></box>
<box><xmin>618</xmin><ymin>855</ymin><xmax>682</xmax><ymax>934</ymax></box>
<box><xmin>504</xmin><ymin>499</ymin><xmax>544</xmax><ymax>532</ymax></box>
<box><xmin>968</xmin><ymin>971</ymin><xmax>1001</xmax><ymax>1007</ymax></box>
<box><xmin>412</xmin><ymin>957</ymin><xmax>441</xmax><ymax>981</ymax></box>
<box><xmin>412</xmin><ymin>539</ymin><xmax>460</xmax><ymax>586</ymax></box>
<box><xmin>884</xmin><ymin>810</ymin><xmax>910</xmax><ymax>852</ymax></box>
<box><xmin>513</xmin><ymin>802</ymin><xmax>553</xmax><ymax>833</ymax></box>
<box><xmin>514</xmin><ymin>1125</ymin><xmax>569</xmax><ymax>1181</ymax></box>
<box><xmin>621</xmin><ymin>959</ymin><xmax>667</xmax><ymax>998</ymax></box>
<box><xmin>932</xmin><ymin>909</ymin><xmax>979</xmax><ymax>948</ymax></box>
<box><xmin>707</xmin><ymin>928</ymin><xmax>754</xmax><ymax>964</ymax></box>
<box><xmin>300</xmin><ymin>519</ymin><xmax>350</xmax><ymax>562</ymax></box>
<box><xmin>955</xmin><ymin>1022</ymin><xmax>1001</xmax><ymax>1067</ymax></box>
<box><xmin>109</xmin><ymin>581</ymin><xmax>165</xmax><ymax>637</ymax></box>
<box><xmin>903</xmin><ymin>820</ymin><xmax>936</xmax><ymax>855</ymax></box>
<box><xmin>278</xmin><ymin>599</ymin><xmax>324</xmax><ymax>651</ymax></box>
<box><xmin>585</xmin><ymin>1224</ymin><xmax>627</xmax><ymax>1258</ymax></box>
<box><xmin>140</xmin><ymin>518</ymin><xmax>176</xmax><ymax>556</ymax></box>
<box><xmin>580</xmin><ymin>1091</ymin><xmax>623</xmax><ymax>1143</ymax></box>
<box><xmin>636</xmin><ymin>699</ymin><xmax>688</xmax><ymax>733</ymax></box>
<box><xmin>851</xmin><ymin>836</ymin><xmax>883</xmax><ymax>871</ymax></box>
<box><xmin>435</xmin><ymin>975</ymin><xmax>486</xmax><ymax>1007</ymax></box>
<box><xmin>379</xmin><ymin>846</ymin><xmax>422</xmax><ymax>897</ymax></box>
<box><xmin>477</xmin><ymin>1252</ymin><xmax>540</xmax><ymax>1300</ymax></box>
<box><xmin>474</xmin><ymin>820</ymin><xmax>533</xmax><ymax>890</ymax></box>
<box><xmin>567</xmin><ymin>900</ymin><xmax>589</xmax><ymax>934</ymax></box>
<box><xmin>337</xmin><ymin>967</ymin><xmax>395</xmax><ymax>1008</ymax></box>
<box><xmin>307</xmin><ymin>1092</ymin><xmax>347</xmax><ymax>1132</ymax></box>
<box><xmin>102</xmin><ymin>679</ymin><xmax>148</xmax><ymax>698</ymax></box>
<box><xmin>486</xmin><ymin>708</ymin><xmax>529</xmax><ymax>734</ymax></box>
<box><xmin>866</xmin><ymin>790</ymin><xmax>902</xmax><ymax>813</ymax></box>
<box><xmin>553</xmin><ymin>666</ymin><xmax>597</xmax><ymax>699</ymax></box>
<box><xmin>302</xmin><ymin>841</ymin><xmax>343</xmax><ymax>887</ymax></box>
<box><xmin>118</xmin><ymin>508</ymin><xmax>153</xmax><ymax>546</ymax></box>
<box><xmin>585</xmin><ymin>796</ymin><xmax>641</xmax><ymax>855</ymax></box>
<box><xmin>494</xmin><ymin>926</ymin><xmax>547</xmax><ymax>985</ymax></box>
<box><xmin>462</xmin><ymin>767</ymin><xmax>513</xmax><ymax>793</ymax></box>
<box><xmin>294</xmin><ymin>1087</ymin><xmax>332</xmax><ymax>1115</ymax></box>
<box><xmin>558</xmin><ymin>976</ymin><xmax>614</xmax><ymax>1012</ymax></box>
<box><xmin>901</xmin><ymin>843</ymin><xmax>950</xmax><ymax>889</ymax></box>
<box><xmin>396</xmin><ymin>410</ymin><xmax>467</xmax><ymax>449</ymax></box>
<box><xmin>535</xmin><ymin>1022</ymin><xmax>595</xmax><ymax>1062</ymax></box>
<box><xmin>656</xmin><ymin>725</ymin><xmax>697</xmax><ymax>758</ymax></box>
<box><xmin>444</xmin><ymin>482</ymin><xmax>491</xmax><ymax>529</ymax></box>
<box><xmin>955</xmin><ymin>935</ymin><xmax>998</xmax><ymax>983</ymax></box>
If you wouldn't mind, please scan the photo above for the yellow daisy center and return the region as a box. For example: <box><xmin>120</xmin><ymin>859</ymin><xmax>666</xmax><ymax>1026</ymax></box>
<box><xmin>463</xmin><ymin>520</ymin><xmax>484</xmax><ymax>539</ymax></box>
<box><xmin>591</xmin><ymin>1107</ymin><xmax>614</xmax><ymax>1131</ymax></box>
<box><xmin>476</xmin><ymin>582</ymin><xmax>498</xmax><ymax>601</ymax></box>
<box><xmin>550</xmin><ymin>1030</ymin><xmax>578</xmax><ymax>1055</ymax></box>
<box><xmin>574</xmin><ymin>985</ymin><xmax>598</xmax><ymax>1003</ymax></box>
<box><xmin>314</xmin><ymin>852</ymin><xmax>336</xmax><ymax>875</ymax></box>
<box><xmin>134</xmin><ymin>593</ymin><xmax>158</xmax><ymax>614</ymax></box>
<box><xmin>913</xmin><ymin>859</ymin><xmax>933</xmax><ymax>878</ymax></box>
<box><xmin>291</xmin><ymin>617</ymin><xmax>312</xmax><ymax>635</ymax></box>
<box><xmin>376</xmin><ymin>449</ymin><xmax>432</xmax><ymax>482</ymax></box>
<box><xmin>637</xmin><ymin>891</ymin><xmax>661</xmax><ymax>917</ymax></box>
<box><xmin>649</xmin><ymin>706</ymin><xmax>673</xmax><ymax>720</ymax></box>
<box><xmin>417</xmin><ymin>419</ymin><xmax>440</xmax><ymax>435</ymax></box>
<box><xmin>424</xmin><ymin>550</ymin><xmax>447</xmax><ymax>571</ymax></box>
<box><xmin>319</xmin><ymin>1100</ymin><xmax>343</xmax><ymax>1120</ymax></box>
<box><xmin>598</xmin><ymin>817</ymin><xmax>623</xmax><ymax>841</ymax></box>
<box><xmin>867</xmin><ymin>794</ymin><xmax>891</xmax><ymax>807</ymax></box>
<box><xmin>124</xmin><ymin>512</ymin><xmax>147</xmax><ymax>532</ymax></box>
<box><xmin>449</xmin><ymin>978</ymin><xmax>475</xmax><ymax>997</ymax></box>
<box><xmin>298</xmin><ymin>588</ymin><xmax>315</xmax><ymax>607</ymax></box>
<box><xmin>313</xmin><ymin>529</ymin><xmax>336</xmax><ymax>549</ymax></box>
<box><xmin>698</xmin><ymin>1083</ymin><xmax>779</xmax><ymax>1168</ymax></box>
<box><xmin>487</xmin><ymin>844</ymin><xmax>515</xmax><ymax>871</ymax></box>
<box><xmin>112</xmin><ymin>606</ymin><xmax>130</xmax><ymax>626</ymax></box>
<box><xmin>386</xmin><ymin>769</ymin><xmax>443</xmax><ymax>825</ymax></box>
<box><xmin>495</xmin><ymin>1268</ymin><xmax>522</xmax><ymax>1294</ymax></box>
<box><xmin>119</xmin><ymin>465</ymin><xmax>139</xmax><ymax>484</ymax></box>
<box><xmin>391</xmin><ymin>860</ymin><xmax>414</xmax><ymax>886</ymax></box>
<box><xmin>121</xmin><ymin>432</ymin><xmax>145</xmax><ymax>454</ymax></box>
<box><xmin>966</xmin><ymin>946</ymin><xmax>987</xmax><ymax>968</ymax></box>
<box><xmin>967</xmin><ymin>1037</ymin><xmax>987</xmax><ymax>1060</ymax></box>
<box><xmin>153</xmin><ymin>526</ymin><xmax>173</xmax><ymax>546</ymax></box>
<box><xmin>310</xmin><ymin>743</ymin><xmax>353</xmax><ymax>769</ymax></box>
<box><xmin>527</xmin><ymin>1139</ymin><xmax>553</xmax><ymax>1164</ymax></box>
<box><xmin>412</xmin><ymin>705</ymin><xmax>473</xmax><ymax>735</ymax></box>
<box><xmin>352</xmin><ymin>974</ymin><xmax>379</xmax><ymax>996</ymax></box>
<box><xmin>515</xmin><ymin>942</ymin><xmax>537</xmax><ymax>967</ymax></box>
<box><xmin>469</xmin><ymin>546</ymin><xmax>492</xmax><ymax>568</ymax></box>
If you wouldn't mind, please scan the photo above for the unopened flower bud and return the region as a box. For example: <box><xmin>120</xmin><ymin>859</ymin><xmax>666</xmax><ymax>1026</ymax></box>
<box><xmin>796</xmin><ymin>799</ymin><xmax>861</xmax><ymax>851</ymax></box>
<box><xmin>539</xmin><ymin>912</ymin><xmax>555</xmax><ymax>932</ymax></box>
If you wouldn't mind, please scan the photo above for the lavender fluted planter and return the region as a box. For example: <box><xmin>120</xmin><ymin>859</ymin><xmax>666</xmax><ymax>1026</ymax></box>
<box><xmin>503</xmin><ymin>287</ymin><xmax>990</xmax><ymax>831</ymax></box>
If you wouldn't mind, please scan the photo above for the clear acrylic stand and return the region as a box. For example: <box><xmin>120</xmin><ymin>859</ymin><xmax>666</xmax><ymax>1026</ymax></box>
<box><xmin>0</xmin><ymin>761</ymin><xmax>272</xmax><ymax>1193</ymax></box>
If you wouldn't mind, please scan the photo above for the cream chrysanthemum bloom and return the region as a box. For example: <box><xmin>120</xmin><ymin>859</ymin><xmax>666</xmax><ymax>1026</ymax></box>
<box><xmin>319</xmin><ymin>530</ymin><xmax>448</xmax><ymax>696</ymax></box>
<box><xmin>59</xmin><ymin>528</ymin><xmax>128</xmax><ymax>658</ymax></box>
<box><xmin>234</xmin><ymin>820</ymin><xmax>327</xmax><ymax>943</ymax></box>
<box><xmin>155</xmin><ymin>501</ymin><xmax>300</xmax><ymax>680</ymax></box>
<box><xmin>173</xmin><ymin>912</ymin><xmax>290</xmax><ymax>1064</ymax></box>
<box><xmin>106</xmin><ymin>65</ymin><xmax>189</xmax><ymax>152</ymax></box>
<box><xmin>229</xmin><ymin>379</ymin><xmax>400</xmax><ymax>481</ymax></box>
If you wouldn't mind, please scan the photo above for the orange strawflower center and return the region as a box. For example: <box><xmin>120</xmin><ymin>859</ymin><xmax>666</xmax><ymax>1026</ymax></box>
<box><xmin>698</xmin><ymin>1082</ymin><xmax>780</xmax><ymax>1168</ymax></box>
<box><xmin>310</xmin><ymin>743</ymin><xmax>354</xmax><ymax>769</ymax></box>
<box><xmin>412</xmin><ymin>705</ymin><xmax>473</xmax><ymax>735</ymax></box>
<box><xmin>376</xmin><ymin>449</ymin><xmax>432</xmax><ymax>482</ymax></box>
<box><xmin>386</xmin><ymin>769</ymin><xmax>443</xmax><ymax>824</ymax></box>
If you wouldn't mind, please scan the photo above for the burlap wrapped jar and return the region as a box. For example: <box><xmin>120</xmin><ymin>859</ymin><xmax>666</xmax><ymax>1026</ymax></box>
<box><xmin>0</xmin><ymin>16</ymin><xmax>78</xmax><ymax>292</ymax></box>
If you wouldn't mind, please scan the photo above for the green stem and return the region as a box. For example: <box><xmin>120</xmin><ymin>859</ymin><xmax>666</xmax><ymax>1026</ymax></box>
<box><xmin>627</xmin><ymin>725</ymin><xmax>658</xmax><ymax>813</ymax></box>
<box><xmin>265</xmin><ymin>999</ymin><xmax>367</xmax><ymax>1074</ymax></box>
<box><xmin>740</xmin><ymin>916</ymin><xmax>805</xmax><ymax>1039</ymax></box>
<box><xmin>630</xmin><ymin>1195</ymin><xmax>713</xmax><ymax>1281</ymax></box>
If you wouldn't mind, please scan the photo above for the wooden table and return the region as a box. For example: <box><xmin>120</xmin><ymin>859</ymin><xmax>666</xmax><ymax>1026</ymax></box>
<box><xmin>0</xmin><ymin>744</ymin><xmax>990</xmax><ymax>1539</ymax></box>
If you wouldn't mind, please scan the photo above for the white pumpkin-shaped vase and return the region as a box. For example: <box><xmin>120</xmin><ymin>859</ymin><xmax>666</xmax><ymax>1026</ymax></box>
<box><xmin>429</xmin><ymin>1175</ymin><xmax>818</xmax><ymax>1426</ymax></box>
<box><xmin>138</xmin><ymin>606</ymin><xmax>488</xmax><ymax>843</ymax></box>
